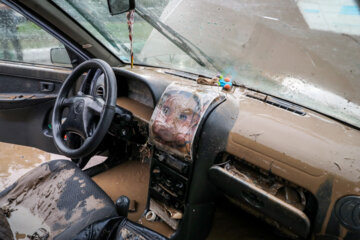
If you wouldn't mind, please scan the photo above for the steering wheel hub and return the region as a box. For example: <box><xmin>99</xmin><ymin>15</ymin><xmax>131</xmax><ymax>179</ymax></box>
<box><xmin>74</xmin><ymin>100</ymin><xmax>84</xmax><ymax>114</ymax></box>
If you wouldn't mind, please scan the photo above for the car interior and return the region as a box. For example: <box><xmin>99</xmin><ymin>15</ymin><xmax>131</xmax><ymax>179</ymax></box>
<box><xmin>0</xmin><ymin>0</ymin><xmax>359</xmax><ymax>240</ymax></box>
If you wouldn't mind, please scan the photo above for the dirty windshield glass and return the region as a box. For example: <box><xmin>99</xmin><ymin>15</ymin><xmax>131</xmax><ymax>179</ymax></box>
<box><xmin>53</xmin><ymin>0</ymin><xmax>360</xmax><ymax>129</ymax></box>
<box><xmin>52</xmin><ymin>0</ymin><xmax>209</xmax><ymax>75</ymax></box>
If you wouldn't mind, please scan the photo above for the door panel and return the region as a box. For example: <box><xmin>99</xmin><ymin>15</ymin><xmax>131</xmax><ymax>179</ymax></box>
<box><xmin>0</xmin><ymin>3</ymin><xmax>75</xmax><ymax>153</ymax></box>
<box><xmin>0</xmin><ymin>61</ymin><xmax>68</xmax><ymax>93</ymax></box>
<box><xmin>0</xmin><ymin>61</ymin><xmax>71</xmax><ymax>153</ymax></box>
<box><xmin>0</xmin><ymin>99</ymin><xmax>57</xmax><ymax>152</ymax></box>
<box><xmin>0</xmin><ymin>61</ymin><xmax>67</xmax><ymax>96</ymax></box>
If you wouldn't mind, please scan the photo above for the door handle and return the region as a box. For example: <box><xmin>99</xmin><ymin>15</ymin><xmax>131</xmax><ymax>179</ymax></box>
<box><xmin>40</xmin><ymin>82</ymin><xmax>55</xmax><ymax>92</ymax></box>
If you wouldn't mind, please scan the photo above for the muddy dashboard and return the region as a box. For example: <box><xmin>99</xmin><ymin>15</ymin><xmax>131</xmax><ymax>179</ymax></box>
<box><xmin>112</xmin><ymin>67</ymin><xmax>227</xmax><ymax>232</ymax></box>
<box><xmin>110</xmin><ymin>66</ymin><xmax>360</xmax><ymax>239</ymax></box>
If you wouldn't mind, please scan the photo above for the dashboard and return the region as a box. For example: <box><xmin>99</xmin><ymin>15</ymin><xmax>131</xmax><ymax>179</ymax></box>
<box><xmin>97</xmin><ymin>65</ymin><xmax>360</xmax><ymax>240</ymax></box>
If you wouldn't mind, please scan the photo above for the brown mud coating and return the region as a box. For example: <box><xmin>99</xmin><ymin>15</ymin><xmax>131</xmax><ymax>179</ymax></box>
<box><xmin>0</xmin><ymin>161</ymin><xmax>108</xmax><ymax>239</ymax></box>
<box><xmin>123</xmin><ymin>67</ymin><xmax>359</xmax><ymax>238</ymax></box>
<box><xmin>92</xmin><ymin>159</ymin><xmax>176</xmax><ymax>238</ymax></box>
<box><xmin>224</xmin><ymin>160</ymin><xmax>306</xmax><ymax>211</ymax></box>
<box><xmin>0</xmin><ymin>64</ymin><xmax>358</xmax><ymax>238</ymax></box>
<box><xmin>0</xmin><ymin>142</ymin><xmax>53</xmax><ymax>190</ymax></box>
<box><xmin>0</xmin><ymin>144</ymin><xmax>290</xmax><ymax>240</ymax></box>
<box><xmin>0</xmin><ymin>145</ymin><xmax>294</xmax><ymax>239</ymax></box>
<box><xmin>116</xmin><ymin>97</ymin><xmax>153</xmax><ymax>123</ymax></box>
<box><xmin>106</xmin><ymin>67</ymin><xmax>360</xmax><ymax>237</ymax></box>
<box><xmin>226</xmin><ymin>88</ymin><xmax>360</xmax><ymax>235</ymax></box>
<box><xmin>92</xmin><ymin>161</ymin><xmax>150</xmax><ymax>222</ymax></box>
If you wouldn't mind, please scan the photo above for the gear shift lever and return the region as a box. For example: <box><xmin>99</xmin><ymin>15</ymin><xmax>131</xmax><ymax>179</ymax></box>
<box><xmin>115</xmin><ymin>195</ymin><xmax>130</xmax><ymax>217</ymax></box>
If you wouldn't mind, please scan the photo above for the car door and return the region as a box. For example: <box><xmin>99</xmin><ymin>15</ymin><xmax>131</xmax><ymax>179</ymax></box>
<box><xmin>0</xmin><ymin>2</ymin><xmax>77</xmax><ymax>153</ymax></box>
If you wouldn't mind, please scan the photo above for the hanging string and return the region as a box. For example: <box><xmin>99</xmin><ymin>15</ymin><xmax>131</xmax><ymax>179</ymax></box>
<box><xmin>126</xmin><ymin>10</ymin><xmax>135</xmax><ymax>68</ymax></box>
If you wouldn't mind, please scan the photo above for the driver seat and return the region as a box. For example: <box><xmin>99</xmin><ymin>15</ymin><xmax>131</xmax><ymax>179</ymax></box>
<box><xmin>0</xmin><ymin>160</ymin><xmax>168</xmax><ymax>240</ymax></box>
<box><xmin>0</xmin><ymin>160</ymin><xmax>118</xmax><ymax>239</ymax></box>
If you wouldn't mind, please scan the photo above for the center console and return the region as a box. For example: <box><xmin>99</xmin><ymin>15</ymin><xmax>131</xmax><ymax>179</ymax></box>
<box><xmin>145</xmin><ymin>82</ymin><xmax>224</xmax><ymax>232</ymax></box>
<box><xmin>150</xmin><ymin>149</ymin><xmax>190</xmax><ymax>211</ymax></box>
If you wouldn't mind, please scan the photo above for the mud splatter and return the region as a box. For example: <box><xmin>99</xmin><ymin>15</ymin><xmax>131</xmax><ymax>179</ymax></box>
<box><xmin>0</xmin><ymin>160</ymin><xmax>109</xmax><ymax>239</ymax></box>
<box><xmin>6</xmin><ymin>206</ymin><xmax>51</xmax><ymax>240</ymax></box>
<box><xmin>334</xmin><ymin>162</ymin><xmax>341</xmax><ymax>171</ymax></box>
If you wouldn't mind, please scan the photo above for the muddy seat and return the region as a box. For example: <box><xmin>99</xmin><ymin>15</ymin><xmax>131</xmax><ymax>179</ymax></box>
<box><xmin>0</xmin><ymin>160</ymin><xmax>167</xmax><ymax>240</ymax></box>
<box><xmin>0</xmin><ymin>160</ymin><xmax>117</xmax><ymax>239</ymax></box>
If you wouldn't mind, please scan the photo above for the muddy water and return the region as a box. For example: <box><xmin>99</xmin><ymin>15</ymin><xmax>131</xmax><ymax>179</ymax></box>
<box><xmin>0</xmin><ymin>142</ymin><xmax>289</xmax><ymax>239</ymax></box>
<box><xmin>92</xmin><ymin>161</ymin><xmax>150</xmax><ymax>222</ymax></box>
<box><xmin>0</xmin><ymin>142</ymin><xmax>64</xmax><ymax>190</ymax></box>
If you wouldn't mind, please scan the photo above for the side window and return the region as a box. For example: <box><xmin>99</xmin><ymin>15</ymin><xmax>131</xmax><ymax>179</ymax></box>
<box><xmin>0</xmin><ymin>3</ymin><xmax>71</xmax><ymax>66</ymax></box>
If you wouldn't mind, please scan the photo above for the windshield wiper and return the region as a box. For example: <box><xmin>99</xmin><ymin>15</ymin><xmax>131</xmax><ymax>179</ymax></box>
<box><xmin>135</xmin><ymin>6</ymin><xmax>220</xmax><ymax>72</ymax></box>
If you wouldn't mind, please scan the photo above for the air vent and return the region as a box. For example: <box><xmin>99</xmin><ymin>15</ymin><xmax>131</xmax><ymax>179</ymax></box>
<box><xmin>246</xmin><ymin>93</ymin><xmax>306</xmax><ymax>116</ymax></box>
<box><xmin>96</xmin><ymin>86</ymin><xmax>104</xmax><ymax>98</ymax></box>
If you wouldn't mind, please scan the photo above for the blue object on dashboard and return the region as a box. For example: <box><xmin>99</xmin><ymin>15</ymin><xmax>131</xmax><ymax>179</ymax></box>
<box><xmin>217</xmin><ymin>75</ymin><xmax>232</xmax><ymax>90</ymax></box>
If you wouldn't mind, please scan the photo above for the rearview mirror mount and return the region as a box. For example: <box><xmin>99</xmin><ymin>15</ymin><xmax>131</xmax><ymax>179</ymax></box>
<box><xmin>108</xmin><ymin>0</ymin><xmax>135</xmax><ymax>15</ymax></box>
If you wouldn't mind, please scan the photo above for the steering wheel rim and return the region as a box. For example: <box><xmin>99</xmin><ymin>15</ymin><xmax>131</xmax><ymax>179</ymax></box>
<box><xmin>52</xmin><ymin>59</ymin><xmax>117</xmax><ymax>159</ymax></box>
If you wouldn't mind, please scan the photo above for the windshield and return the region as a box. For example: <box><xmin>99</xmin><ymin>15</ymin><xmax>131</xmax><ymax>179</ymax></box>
<box><xmin>52</xmin><ymin>0</ymin><xmax>213</xmax><ymax>76</ymax></box>
<box><xmin>53</xmin><ymin>0</ymin><xmax>360</xmax><ymax>129</ymax></box>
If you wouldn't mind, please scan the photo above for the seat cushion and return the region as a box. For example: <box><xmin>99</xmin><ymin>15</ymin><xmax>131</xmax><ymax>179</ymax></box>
<box><xmin>0</xmin><ymin>160</ymin><xmax>118</xmax><ymax>240</ymax></box>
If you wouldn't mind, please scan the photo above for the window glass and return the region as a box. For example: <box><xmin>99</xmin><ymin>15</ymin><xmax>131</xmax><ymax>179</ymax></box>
<box><xmin>52</xmin><ymin>0</ymin><xmax>210</xmax><ymax>75</ymax></box>
<box><xmin>0</xmin><ymin>3</ymin><xmax>71</xmax><ymax>66</ymax></box>
<box><xmin>54</xmin><ymin>0</ymin><xmax>360</xmax><ymax>129</ymax></box>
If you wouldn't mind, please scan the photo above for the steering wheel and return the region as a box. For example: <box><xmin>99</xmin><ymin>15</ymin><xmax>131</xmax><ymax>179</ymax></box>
<box><xmin>52</xmin><ymin>59</ymin><xmax>117</xmax><ymax>159</ymax></box>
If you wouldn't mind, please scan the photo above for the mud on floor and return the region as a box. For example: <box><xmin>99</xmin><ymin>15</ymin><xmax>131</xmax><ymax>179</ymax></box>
<box><xmin>0</xmin><ymin>142</ymin><xmax>62</xmax><ymax>190</ymax></box>
<box><xmin>0</xmin><ymin>142</ymin><xmax>290</xmax><ymax>240</ymax></box>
